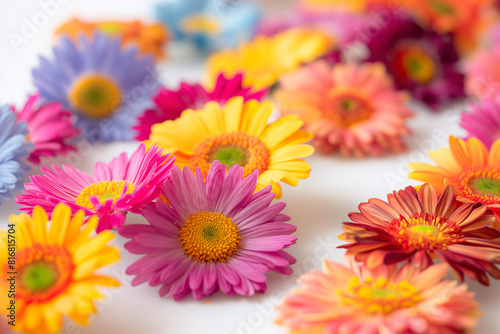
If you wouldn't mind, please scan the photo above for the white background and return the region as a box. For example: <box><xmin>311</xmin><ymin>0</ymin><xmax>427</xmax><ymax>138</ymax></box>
<box><xmin>1</xmin><ymin>1</ymin><xmax>499</xmax><ymax>333</ymax></box>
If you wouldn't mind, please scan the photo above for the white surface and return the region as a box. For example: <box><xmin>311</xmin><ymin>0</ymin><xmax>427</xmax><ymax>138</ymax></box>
<box><xmin>0</xmin><ymin>1</ymin><xmax>498</xmax><ymax>334</ymax></box>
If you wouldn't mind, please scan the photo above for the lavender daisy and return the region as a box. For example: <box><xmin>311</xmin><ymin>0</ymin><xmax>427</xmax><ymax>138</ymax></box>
<box><xmin>120</xmin><ymin>161</ymin><xmax>297</xmax><ymax>300</ymax></box>
<box><xmin>0</xmin><ymin>105</ymin><xmax>33</xmax><ymax>205</ymax></box>
<box><xmin>32</xmin><ymin>32</ymin><xmax>159</xmax><ymax>142</ymax></box>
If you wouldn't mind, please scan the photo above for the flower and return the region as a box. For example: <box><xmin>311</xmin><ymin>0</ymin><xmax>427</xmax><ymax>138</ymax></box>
<box><xmin>0</xmin><ymin>204</ymin><xmax>120</xmax><ymax>334</ymax></box>
<box><xmin>134</xmin><ymin>73</ymin><xmax>267</xmax><ymax>141</ymax></box>
<box><xmin>274</xmin><ymin>61</ymin><xmax>413</xmax><ymax>157</ymax></box>
<box><xmin>155</xmin><ymin>0</ymin><xmax>261</xmax><ymax>51</ymax></box>
<box><xmin>16</xmin><ymin>94</ymin><xmax>80</xmax><ymax>164</ymax></box>
<box><xmin>32</xmin><ymin>32</ymin><xmax>159</xmax><ymax>142</ymax></box>
<box><xmin>364</xmin><ymin>13</ymin><xmax>465</xmax><ymax>110</ymax></box>
<box><xmin>55</xmin><ymin>18</ymin><xmax>170</xmax><ymax>61</ymax></box>
<box><xmin>206</xmin><ymin>28</ymin><xmax>334</xmax><ymax>90</ymax></box>
<box><xmin>0</xmin><ymin>105</ymin><xmax>33</xmax><ymax>206</ymax></box>
<box><xmin>465</xmin><ymin>44</ymin><xmax>500</xmax><ymax>98</ymax></box>
<box><xmin>339</xmin><ymin>183</ymin><xmax>500</xmax><ymax>285</ymax></box>
<box><xmin>144</xmin><ymin>96</ymin><xmax>314</xmax><ymax>199</ymax></box>
<box><xmin>276</xmin><ymin>258</ymin><xmax>479</xmax><ymax>334</ymax></box>
<box><xmin>300</xmin><ymin>0</ymin><xmax>368</xmax><ymax>12</ymax></box>
<box><xmin>460</xmin><ymin>96</ymin><xmax>500</xmax><ymax>148</ymax></box>
<box><xmin>16</xmin><ymin>144</ymin><xmax>174</xmax><ymax>232</ymax></box>
<box><xmin>120</xmin><ymin>161</ymin><xmax>297</xmax><ymax>300</ymax></box>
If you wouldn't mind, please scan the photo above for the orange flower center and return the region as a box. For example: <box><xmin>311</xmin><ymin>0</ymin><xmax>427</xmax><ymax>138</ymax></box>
<box><xmin>179</xmin><ymin>211</ymin><xmax>241</xmax><ymax>263</ymax></box>
<box><xmin>76</xmin><ymin>180</ymin><xmax>135</xmax><ymax>210</ymax></box>
<box><xmin>17</xmin><ymin>244</ymin><xmax>74</xmax><ymax>303</ymax></box>
<box><xmin>387</xmin><ymin>213</ymin><xmax>463</xmax><ymax>251</ymax></box>
<box><xmin>458</xmin><ymin>167</ymin><xmax>500</xmax><ymax>206</ymax></box>
<box><xmin>392</xmin><ymin>45</ymin><xmax>436</xmax><ymax>84</ymax></box>
<box><xmin>190</xmin><ymin>132</ymin><xmax>270</xmax><ymax>177</ymax></box>
<box><xmin>326</xmin><ymin>92</ymin><xmax>373</xmax><ymax>127</ymax></box>
<box><xmin>337</xmin><ymin>276</ymin><xmax>422</xmax><ymax>314</ymax></box>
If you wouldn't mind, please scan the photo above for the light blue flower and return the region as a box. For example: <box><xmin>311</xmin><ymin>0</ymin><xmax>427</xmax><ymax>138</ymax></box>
<box><xmin>0</xmin><ymin>105</ymin><xmax>33</xmax><ymax>205</ymax></box>
<box><xmin>155</xmin><ymin>0</ymin><xmax>261</xmax><ymax>51</ymax></box>
<box><xmin>32</xmin><ymin>32</ymin><xmax>159</xmax><ymax>142</ymax></box>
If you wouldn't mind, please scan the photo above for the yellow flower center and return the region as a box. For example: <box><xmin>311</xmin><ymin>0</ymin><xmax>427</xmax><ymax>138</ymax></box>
<box><xmin>69</xmin><ymin>74</ymin><xmax>122</xmax><ymax>118</ymax></box>
<box><xmin>429</xmin><ymin>0</ymin><xmax>455</xmax><ymax>15</ymax></box>
<box><xmin>76</xmin><ymin>180</ymin><xmax>135</xmax><ymax>210</ymax></box>
<box><xmin>190</xmin><ymin>132</ymin><xmax>270</xmax><ymax>177</ymax></box>
<box><xmin>337</xmin><ymin>276</ymin><xmax>422</xmax><ymax>314</ymax></box>
<box><xmin>392</xmin><ymin>45</ymin><xmax>436</xmax><ymax>84</ymax></box>
<box><xmin>326</xmin><ymin>91</ymin><xmax>373</xmax><ymax>127</ymax></box>
<box><xmin>181</xmin><ymin>14</ymin><xmax>220</xmax><ymax>35</ymax></box>
<box><xmin>17</xmin><ymin>244</ymin><xmax>74</xmax><ymax>303</ymax></box>
<box><xmin>179</xmin><ymin>211</ymin><xmax>242</xmax><ymax>263</ymax></box>
<box><xmin>458</xmin><ymin>167</ymin><xmax>500</xmax><ymax>206</ymax></box>
<box><xmin>97</xmin><ymin>22</ymin><xmax>124</xmax><ymax>35</ymax></box>
<box><xmin>387</xmin><ymin>213</ymin><xmax>463</xmax><ymax>251</ymax></box>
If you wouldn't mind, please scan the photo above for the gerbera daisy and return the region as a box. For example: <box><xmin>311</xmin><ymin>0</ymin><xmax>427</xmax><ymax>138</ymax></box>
<box><xmin>0</xmin><ymin>105</ymin><xmax>33</xmax><ymax>206</ymax></box>
<box><xmin>134</xmin><ymin>73</ymin><xmax>267</xmax><ymax>141</ymax></box>
<box><xmin>16</xmin><ymin>94</ymin><xmax>80</xmax><ymax>164</ymax></box>
<box><xmin>55</xmin><ymin>18</ymin><xmax>170</xmax><ymax>61</ymax></box>
<box><xmin>274</xmin><ymin>61</ymin><xmax>413</xmax><ymax>157</ymax></box>
<box><xmin>144</xmin><ymin>96</ymin><xmax>314</xmax><ymax>199</ymax></box>
<box><xmin>1</xmin><ymin>204</ymin><xmax>120</xmax><ymax>334</ymax></box>
<box><xmin>120</xmin><ymin>161</ymin><xmax>297</xmax><ymax>300</ymax></box>
<box><xmin>339</xmin><ymin>183</ymin><xmax>500</xmax><ymax>285</ymax></box>
<box><xmin>32</xmin><ymin>32</ymin><xmax>159</xmax><ymax>142</ymax></box>
<box><xmin>276</xmin><ymin>258</ymin><xmax>479</xmax><ymax>334</ymax></box>
<box><xmin>16</xmin><ymin>144</ymin><xmax>174</xmax><ymax>232</ymax></box>
<box><xmin>460</xmin><ymin>96</ymin><xmax>500</xmax><ymax>148</ymax></box>
<box><xmin>206</xmin><ymin>28</ymin><xmax>334</xmax><ymax>90</ymax></box>
<box><xmin>465</xmin><ymin>44</ymin><xmax>500</xmax><ymax>98</ymax></box>
<box><xmin>364</xmin><ymin>14</ymin><xmax>465</xmax><ymax>110</ymax></box>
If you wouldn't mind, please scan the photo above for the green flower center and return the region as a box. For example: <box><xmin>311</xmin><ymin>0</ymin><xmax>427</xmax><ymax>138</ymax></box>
<box><xmin>470</xmin><ymin>177</ymin><xmax>500</xmax><ymax>196</ymax></box>
<box><xmin>429</xmin><ymin>1</ymin><xmax>454</xmax><ymax>15</ymax></box>
<box><xmin>212</xmin><ymin>146</ymin><xmax>248</xmax><ymax>168</ymax></box>
<box><xmin>409</xmin><ymin>225</ymin><xmax>438</xmax><ymax>235</ymax></box>
<box><xmin>369</xmin><ymin>288</ymin><xmax>402</xmax><ymax>299</ymax></box>
<box><xmin>21</xmin><ymin>262</ymin><xmax>59</xmax><ymax>294</ymax></box>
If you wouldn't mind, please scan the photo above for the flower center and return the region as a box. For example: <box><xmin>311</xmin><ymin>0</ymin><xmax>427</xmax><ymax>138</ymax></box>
<box><xmin>97</xmin><ymin>23</ymin><xmax>124</xmax><ymax>35</ymax></box>
<box><xmin>326</xmin><ymin>92</ymin><xmax>373</xmax><ymax>127</ymax></box>
<box><xmin>76</xmin><ymin>180</ymin><xmax>135</xmax><ymax>210</ymax></box>
<box><xmin>458</xmin><ymin>167</ymin><xmax>500</xmax><ymax>206</ymax></box>
<box><xmin>17</xmin><ymin>244</ymin><xmax>74</xmax><ymax>303</ymax></box>
<box><xmin>179</xmin><ymin>211</ymin><xmax>242</xmax><ymax>263</ymax></box>
<box><xmin>387</xmin><ymin>212</ymin><xmax>463</xmax><ymax>251</ymax></box>
<box><xmin>190</xmin><ymin>132</ymin><xmax>270</xmax><ymax>177</ymax></box>
<box><xmin>181</xmin><ymin>14</ymin><xmax>220</xmax><ymax>35</ymax></box>
<box><xmin>429</xmin><ymin>0</ymin><xmax>454</xmax><ymax>15</ymax></box>
<box><xmin>337</xmin><ymin>276</ymin><xmax>422</xmax><ymax>314</ymax></box>
<box><xmin>392</xmin><ymin>45</ymin><xmax>436</xmax><ymax>84</ymax></box>
<box><xmin>69</xmin><ymin>74</ymin><xmax>122</xmax><ymax>119</ymax></box>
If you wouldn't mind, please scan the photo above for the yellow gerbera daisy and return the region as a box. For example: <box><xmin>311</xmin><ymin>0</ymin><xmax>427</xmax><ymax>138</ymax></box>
<box><xmin>144</xmin><ymin>97</ymin><xmax>314</xmax><ymax>199</ymax></box>
<box><xmin>205</xmin><ymin>28</ymin><xmax>334</xmax><ymax>90</ymax></box>
<box><xmin>1</xmin><ymin>204</ymin><xmax>120</xmax><ymax>334</ymax></box>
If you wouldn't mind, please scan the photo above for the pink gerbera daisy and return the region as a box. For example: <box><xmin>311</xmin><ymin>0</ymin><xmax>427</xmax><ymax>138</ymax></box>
<box><xmin>16</xmin><ymin>94</ymin><xmax>80</xmax><ymax>164</ymax></box>
<box><xmin>274</xmin><ymin>61</ymin><xmax>414</xmax><ymax>157</ymax></box>
<box><xmin>461</xmin><ymin>96</ymin><xmax>500</xmax><ymax>148</ymax></box>
<box><xmin>465</xmin><ymin>44</ymin><xmax>500</xmax><ymax>98</ymax></box>
<box><xmin>276</xmin><ymin>258</ymin><xmax>479</xmax><ymax>334</ymax></box>
<box><xmin>16</xmin><ymin>144</ymin><xmax>174</xmax><ymax>232</ymax></box>
<box><xmin>134</xmin><ymin>73</ymin><xmax>267</xmax><ymax>140</ymax></box>
<box><xmin>120</xmin><ymin>161</ymin><xmax>297</xmax><ymax>300</ymax></box>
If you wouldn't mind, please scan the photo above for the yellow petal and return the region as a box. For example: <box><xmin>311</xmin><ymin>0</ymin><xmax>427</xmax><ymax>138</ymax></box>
<box><xmin>270</xmin><ymin>144</ymin><xmax>314</xmax><ymax>164</ymax></box>
<box><xmin>47</xmin><ymin>204</ymin><xmax>72</xmax><ymax>246</ymax></box>
<box><xmin>260</xmin><ymin>115</ymin><xmax>304</xmax><ymax>150</ymax></box>
<box><xmin>31</xmin><ymin>206</ymin><xmax>48</xmax><ymax>245</ymax></box>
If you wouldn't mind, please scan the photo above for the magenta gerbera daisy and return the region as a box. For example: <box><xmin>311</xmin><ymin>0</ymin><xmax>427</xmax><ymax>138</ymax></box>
<box><xmin>120</xmin><ymin>161</ymin><xmax>297</xmax><ymax>300</ymax></box>
<box><xmin>461</xmin><ymin>95</ymin><xmax>500</xmax><ymax>148</ymax></box>
<box><xmin>134</xmin><ymin>73</ymin><xmax>267</xmax><ymax>140</ymax></box>
<box><xmin>16</xmin><ymin>144</ymin><xmax>174</xmax><ymax>232</ymax></box>
<box><xmin>16</xmin><ymin>94</ymin><xmax>80</xmax><ymax>164</ymax></box>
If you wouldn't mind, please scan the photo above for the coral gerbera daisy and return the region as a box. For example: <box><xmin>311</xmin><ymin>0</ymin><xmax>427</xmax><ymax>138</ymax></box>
<box><xmin>276</xmin><ymin>258</ymin><xmax>479</xmax><ymax>334</ymax></box>
<box><xmin>465</xmin><ymin>44</ymin><xmax>500</xmax><ymax>98</ymax></box>
<box><xmin>0</xmin><ymin>204</ymin><xmax>120</xmax><ymax>334</ymax></box>
<box><xmin>32</xmin><ymin>32</ymin><xmax>159</xmax><ymax>142</ymax></box>
<box><xmin>120</xmin><ymin>161</ymin><xmax>297</xmax><ymax>300</ymax></box>
<box><xmin>144</xmin><ymin>96</ymin><xmax>314</xmax><ymax>198</ymax></box>
<box><xmin>16</xmin><ymin>94</ymin><xmax>81</xmax><ymax>164</ymax></box>
<box><xmin>16</xmin><ymin>144</ymin><xmax>174</xmax><ymax>232</ymax></box>
<box><xmin>134</xmin><ymin>73</ymin><xmax>267</xmax><ymax>140</ymax></box>
<box><xmin>339</xmin><ymin>183</ymin><xmax>500</xmax><ymax>285</ymax></box>
<box><xmin>0</xmin><ymin>105</ymin><xmax>33</xmax><ymax>206</ymax></box>
<box><xmin>460</xmin><ymin>96</ymin><xmax>500</xmax><ymax>148</ymax></box>
<box><xmin>206</xmin><ymin>28</ymin><xmax>334</xmax><ymax>90</ymax></box>
<box><xmin>364</xmin><ymin>13</ymin><xmax>465</xmax><ymax>110</ymax></box>
<box><xmin>274</xmin><ymin>61</ymin><xmax>413</xmax><ymax>157</ymax></box>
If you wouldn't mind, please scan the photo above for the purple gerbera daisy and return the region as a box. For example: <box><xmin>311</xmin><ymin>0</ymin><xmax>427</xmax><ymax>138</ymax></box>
<box><xmin>133</xmin><ymin>73</ymin><xmax>267</xmax><ymax>140</ymax></box>
<box><xmin>364</xmin><ymin>11</ymin><xmax>465</xmax><ymax>111</ymax></box>
<box><xmin>120</xmin><ymin>161</ymin><xmax>297</xmax><ymax>300</ymax></box>
<box><xmin>461</xmin><ymin>95</ymin><xmax>500</xmax><ymax>148</ymax></box>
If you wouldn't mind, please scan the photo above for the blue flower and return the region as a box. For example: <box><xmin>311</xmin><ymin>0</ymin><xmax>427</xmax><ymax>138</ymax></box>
<box><xmin>155</xmin><ymin>0</ymin><xmax>261</xmax><ymax>51</ymax></box>
<box><xmin>32</xmin><ymin>32</ymin><xmax>159</xmax><ymax>142</ymax></box>
<box><xmin>0</xmin><ymin>105</ymin><xmax>33</xmax><ymax>205</ymax></box>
